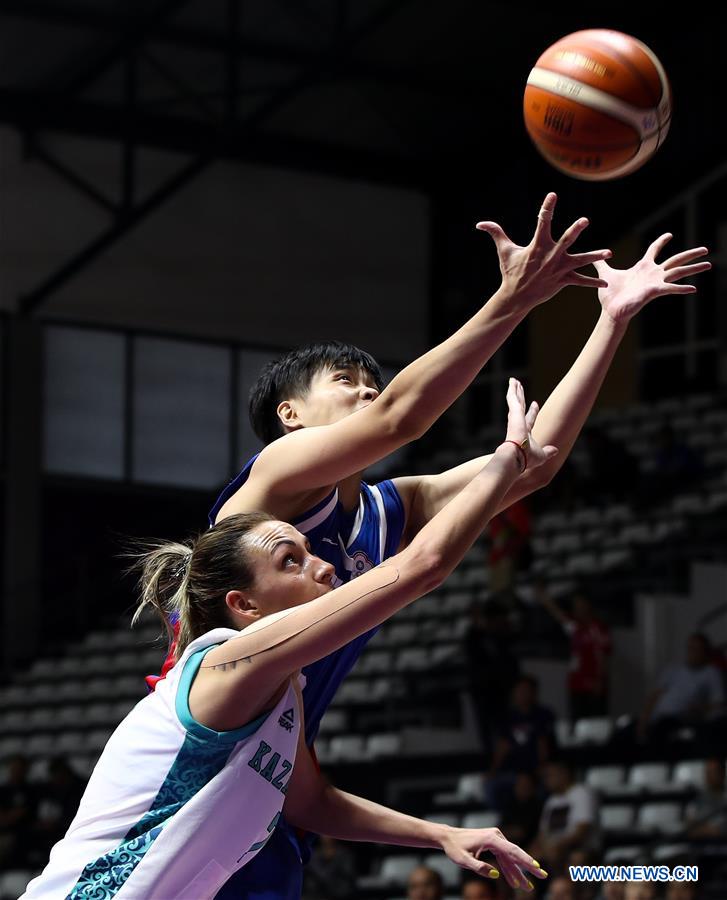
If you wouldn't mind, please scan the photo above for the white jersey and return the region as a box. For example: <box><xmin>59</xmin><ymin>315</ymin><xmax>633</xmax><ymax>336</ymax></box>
<box><xmin>23</xmin><ymin>627</ymin><xmax>301</xmax><ymax>900</ymax></box>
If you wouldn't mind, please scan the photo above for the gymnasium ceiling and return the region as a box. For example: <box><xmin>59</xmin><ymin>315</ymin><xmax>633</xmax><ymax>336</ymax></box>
<box><xmin>0</xmin><ymin>0</ymin><xmax>724</xmax><ymax>332</ymax></box>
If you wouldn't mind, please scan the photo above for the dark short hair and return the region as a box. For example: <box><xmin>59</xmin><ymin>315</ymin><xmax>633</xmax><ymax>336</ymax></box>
<box><xmin>249</xmin><ymin>341</ymin><xmax>384</xmax><ymax>445</ymax></box>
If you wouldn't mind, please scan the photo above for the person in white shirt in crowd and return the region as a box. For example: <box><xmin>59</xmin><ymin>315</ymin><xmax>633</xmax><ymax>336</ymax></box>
<box><xmin>530</xmin><ymin>758</ymin><xmax>599</xmax><ymax>874</ymax></box>
<box><xmin>637</xmin><ymin>633</ymin><xmax>725</xmax><ymax>744</ymax></box>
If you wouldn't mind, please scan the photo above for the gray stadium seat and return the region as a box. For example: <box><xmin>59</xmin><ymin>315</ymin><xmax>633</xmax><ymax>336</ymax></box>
<box><xmin>637</xmin><ymin>802</ymin><xmax>683</xmax><ymax>834</ymax></box>
<box><xmin>599</xmin><ymin>804</ymin><xmax>635</xmax><ymax>831</ymax></box>
<box><xmin>628</xmin><ymin>763</ymin><xmax>671</xmax><ymax>792</ymax></box>
<box><xmin>379</xmin><ymin>854</ymin><xmax>423</xmax><ymax>886</ymax></box>
<box><xmin>585</xmin><ymin>766</ymin><xmax>627</xmax><ymax>794</ymax></box>
<box><xmin>422</xmin><ymin>853</ymin><xmax>461</xmax><ymax>889</ymax></box>
<box><xmin>672</xmin><ymin>760</ymin><xmax>706</xmax><ymax>789</ymax></box>
<box><xmin>573</xmin><ymin>717</ymin><xmax>613</xmax><ymax>745</ymax></box>
<box><xmin>461</xmin><ymin>811</ymin><xmax>500</xmax><ymax>829</ymax></box>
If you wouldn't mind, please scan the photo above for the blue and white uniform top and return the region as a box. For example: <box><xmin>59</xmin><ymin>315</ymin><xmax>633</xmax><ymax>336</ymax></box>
<box><xmin>23</xmin><ymin>626</ymin><xmax>302</xmax><ymax>900</ymax></box>
<box><xmin>210</xmin><ymin>454</ymin><xmax>406</xmax><ymax>744</ymax></box>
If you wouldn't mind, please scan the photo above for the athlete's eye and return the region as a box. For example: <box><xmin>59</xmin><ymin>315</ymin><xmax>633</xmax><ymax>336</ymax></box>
<box><xmin>335</xmin><ymin>373</ymin><xmax>352</xmax><ymax>382</ymax></box>
<box><xmin>283</xmin><ymin>554</ymin><xmax>297</xmax><ymax>568</ymax></box>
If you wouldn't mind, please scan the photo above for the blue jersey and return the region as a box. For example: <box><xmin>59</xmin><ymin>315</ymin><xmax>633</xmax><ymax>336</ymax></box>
<box><xmin>210</xmin><ymin>455</ymin><xmax>406</xmax><ymax>900</ymax></box>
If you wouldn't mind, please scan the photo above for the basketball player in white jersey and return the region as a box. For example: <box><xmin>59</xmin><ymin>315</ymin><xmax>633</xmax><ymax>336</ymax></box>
<box><xmin>25</xmin><ymin>380</ymin><xmax>552</xmax><ymax>899</ymax></box>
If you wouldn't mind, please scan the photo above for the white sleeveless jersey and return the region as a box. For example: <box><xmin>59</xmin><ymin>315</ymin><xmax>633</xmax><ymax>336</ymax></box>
<box><xmin>23</xmin><ymin>627</ymin><xmax>302</xmax><ymax>900</ymax></box>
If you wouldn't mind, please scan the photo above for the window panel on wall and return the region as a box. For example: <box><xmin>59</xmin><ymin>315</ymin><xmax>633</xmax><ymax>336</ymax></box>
<box><xmin>237</xmin><ymin>349</ymin><xmax>278</xmax><ymax>468</ymax></box>
<box><xmin>133</xmin><ymin>338</ymin><xmax>230</xmax><ymax>489</ymax></box>
<box><xmin>43</xmin><ymin>326</ymin><xmax>125</xmax><ymax>478</ymax></box>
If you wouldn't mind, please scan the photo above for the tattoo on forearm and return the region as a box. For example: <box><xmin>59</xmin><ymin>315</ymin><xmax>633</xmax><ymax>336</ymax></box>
<box><xmin>212</xmin><ymin>657</ymin><xmax>252</xmax><ymax>672</ymax></box>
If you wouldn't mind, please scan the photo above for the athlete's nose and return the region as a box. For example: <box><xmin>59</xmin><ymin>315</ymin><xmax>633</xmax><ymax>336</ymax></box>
<box><xmin>315</xmin><ymin>558</ymin><xmax>335</xmax><ymax>584</ymax></box>
<box><xmin>359</xmin><ymin>385</ymin><xmax>379</xmax><ymax>402</ymax></box>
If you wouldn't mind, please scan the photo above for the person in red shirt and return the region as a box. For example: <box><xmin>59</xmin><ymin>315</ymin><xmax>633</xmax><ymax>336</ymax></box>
<box><xmin>536</xmin><ymin>583</ymin><xmax>612</xmax><ymax>720</ymax></box>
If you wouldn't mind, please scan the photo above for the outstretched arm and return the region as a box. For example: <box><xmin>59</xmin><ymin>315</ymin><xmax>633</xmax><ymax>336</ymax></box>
<box><xmin>394</xmin><ymin>234</ymin><xmax>711</xmax><ymax>541</ymax></box>
<box><xmin>218</xmin><ymin>194</ymin><xmax>608</xmax><ymax>517</ymax></box>
<box><xmin>284</xmin><ymin>733</ymin><xmax>547</xmax><ymax>892</ymax></box>
<box><xmin>191</xmin><ymin>383</ymin><xmax>555</xmax><ymax>725</ymax></box>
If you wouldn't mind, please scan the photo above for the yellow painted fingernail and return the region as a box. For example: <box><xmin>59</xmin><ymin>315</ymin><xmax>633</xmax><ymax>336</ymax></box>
<box><xmin>539</xmin><ymin>868</ymin><xmax>549</xmax><ymax>877</ymax></box>
<box><xmin>489</xmin><ymin>869</ymin><xmax>499</xmax><ymax>879</ymax></box>
<box><xmin>527</xmin><ymin>881</ymin><xmax>535</xmax><ymax>891</ymax></box>
<box><xmin>531</xmin><ymin>859</ymin><xmax>540</xmax><ymax>867</ymax></box>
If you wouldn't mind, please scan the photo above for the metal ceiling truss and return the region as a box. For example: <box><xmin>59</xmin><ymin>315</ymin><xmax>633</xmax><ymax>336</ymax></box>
<box><xmin>0</xmin><ymin>0</ymin><xmax>421</xmax><ymax>313</ymax></box>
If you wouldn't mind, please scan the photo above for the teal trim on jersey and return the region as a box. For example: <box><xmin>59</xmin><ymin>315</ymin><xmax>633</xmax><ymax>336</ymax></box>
<box><xmin>176</xmin><ymin>644</ymin><xmax>271</xmax><ymax>743</ymax></box>
<box><xmin>65</xmin><ymin>644</ymin><xmax>272</xmax><ymax>899</ymax></box>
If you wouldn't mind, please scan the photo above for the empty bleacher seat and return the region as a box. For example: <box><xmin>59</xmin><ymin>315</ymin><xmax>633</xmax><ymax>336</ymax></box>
<box><xmin>573</xmin><ymin>717</ymin><xmax>613</xmax><ymax>745</ymax></box>
<box><xmin>422</xmin><ymin>853</ymin><xmax>461</xmax><ymax>888</ymax></box>
<box><xmin>366</xmin><ymin>733</ymin><xmax>402</xmax><ymax>757</ymax></box>
<box><xmin>461</xmin><ymin>811</ymin><xmax>500</xmax><ymax>829</ymax></box>
<box><xmin>378</xmin><ymin>854</ymin><xmax>424</xmax><ymax>886</ymax></box>
<box><xmin>604</xmin><ymin>845</ymin><xmax>645</xmax><ymax>863</ymax></box>
<box><xmin>396</xmin><ymin>648</ymin><xmax>431</xmax><ymax>672</ymax></box>
<box><xmin>328</xmin><ymin>735</ymin><xmax>366</xmax><ymax>761</ymax></box>
<box><xmin>652</xmin><ymin>842</ymin><xmax>693</xmax><ymax>862</ymax></box>
<box><xmin>0</xmin><ymin>871</ymin><xmax>35</xmax><ymax>899</ymax></box>
<box><xmin>628</xmin><ymin>763</ymin><xmax>671</xmax><ymax>792</ymax></box>
<box><xmin>425</xmin><ymin>811</ymin><xmax>461</xmax><ymax>828</ymax></box>
<box><xmin>555</xmin><ymin>720</ymin><xmax>575</xmax><ymax>748</ymax></box>
<box><xmin>433</xmin><ymin>772</ymin><xmax>485</xmax><ymax>807</ymax></box>
<box><xmin>637</xmin><ymin>802</ymin><xmax>683</xmax><ymax>834</ymax></box>
<box><xmin>333</xmin><ymin>679</ymin><xmax>371</xmax><ymax>704</ymax></box>
<box><xmin>317</xmin><ymin>709</ymin><xmax>348</xmax><ymax>735</ymax></box>
<box><xmin>672</xmin><ymin>760</ymin><xmax>706</xmax><ymax>789</ymax></box>
<box><xmin>585</xmin><ymin>766</ymin><xmax>626</xmax><ymax>794</ymax></box>
<box><xmin>25</xmin><ymin>734</ymin><xmax>56</xmax><ymax>757</ymax></box>
<box><xmin>599</xmin><ymin>804</ymin><xmax>635</xmax><ymax>831</ymax></box>
<box><xmin>354</xmin><ymin>650</ymin><xmax>392</xmax><ymax>675</ymax></box>
<box><xmin>56</xmin><ymin>731</ymin><xmax>88</xmax><ymax>754</ymax></box>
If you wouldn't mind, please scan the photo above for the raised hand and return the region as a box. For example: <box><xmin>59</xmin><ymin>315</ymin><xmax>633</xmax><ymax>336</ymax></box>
<box><xmin>594</xmin><ymin>233</ymin><xmax>711</xmax><ymax>324</ymax></box>
<box><xmin>476</xmin><ymin>192</ymin><xmax>612</xmax><ymax>309</ymax></box>
<box><xmin>504</xmin><ymin>377</ymin><xmax>558</xmax><ymax>471</ymax></box>
<box><xmin>440</xmin><ymin>824</ymin><xmax>548</xmax><ymax>891</ymax></box>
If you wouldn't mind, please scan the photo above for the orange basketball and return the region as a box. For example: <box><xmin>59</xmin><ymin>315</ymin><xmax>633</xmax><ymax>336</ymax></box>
<box><xmin>523</xmin><ymin>29</ymin><xmax>671</xmax><ymax>180</ymax></box>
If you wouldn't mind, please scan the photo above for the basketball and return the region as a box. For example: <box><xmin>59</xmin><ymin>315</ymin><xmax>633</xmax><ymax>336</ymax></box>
<box><xmin>524</xmin><ymin>29</ymin><xmax>671</xmax><ymax>180</ymax></box>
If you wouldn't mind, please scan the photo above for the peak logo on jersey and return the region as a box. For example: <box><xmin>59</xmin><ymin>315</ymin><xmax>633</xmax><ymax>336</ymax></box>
<box><xmin>279</xmin><ymin>708</ymin><xmax>295</xmax><ymax>732</ymax></box>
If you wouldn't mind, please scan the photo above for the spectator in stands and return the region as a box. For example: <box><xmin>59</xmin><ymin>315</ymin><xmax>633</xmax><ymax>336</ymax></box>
<box><xmin>664</xmin><ymin>884</ymin><xmax>697</xmax><ymax>900</ymax></box>
<box><xmin>623</xmin><ymin>884</ymin><xmax>657</xmax><ymax>900</ymax></box>
<box><xmin>31</xmin><ymin>757</ymin><xmax>85</xmax><ymax>865</ymax></box>
<box><xmin>579</xmin><ymin>426</ymin><xmax>638</xmax><ymax>503</ymax></box>
<box><xmin>535</xmin><ymin>583</ymin><xmax>612</xmax><ymax>720</ymax></box>
<box><xmin>486</xmin><ymin>676</ymin><xmax>556</xmax><ymax>811</ymax></box>
<box><xmin>0</xmin><ymin>754</ymin><xmax>35</xmax><ymax>869</ymax></box>
<box><xmin>464</xmin><ymin>600</ymin><xmax>521</xmax><ymax>751</ymax></box>
<box><xmin>637</xmin><ymin>633</ymin><xmax>725</xmax><ymax>744</ymax></box>
<box><xmin>500</xmin><ymin>771</ymin><xmax>544</xmax><ymax>847</ymax></box>
<box><xmin>530</xmin><ymin>758</ymin><xmax>599</xmax><ymax>873</ymax></box>
<box><xmin>545</xmin><ymin>876</ymin><xmax>577</xmax><ymax>900</ymax></box>
<box><xmin>461</xmin><ymin>876</ymin><xmax>497</xmax><ymax>899</ymax></box>
<box><xmin>407</xmin><ymin>865</ymin><xmax>444</xmax><ymax>900</ymax></box>
<box><xmin>487</xmin><ymin>497</ymin><xmax>533</xmax><ymax>595</ymax></box>
<box><xmin>595</xmin><ymin>884</ymin><xmax>624</xmax><ymax>900</ymax></box>
<box><xmin>686</xmin><ymin>757</ymin><xmax>727</xmax><ymax>837</ymax></box>
<box><xmin>303</xmin><ymin>836</ymin><xmax>356</xmax><ymax>899</ymax></box>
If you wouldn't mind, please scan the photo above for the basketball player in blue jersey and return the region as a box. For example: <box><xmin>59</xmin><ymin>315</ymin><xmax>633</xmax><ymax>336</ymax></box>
<box><xmin>154</xmin><ymin>196</ymin><xmax>709</xmax><ymax>899</ymax></box>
